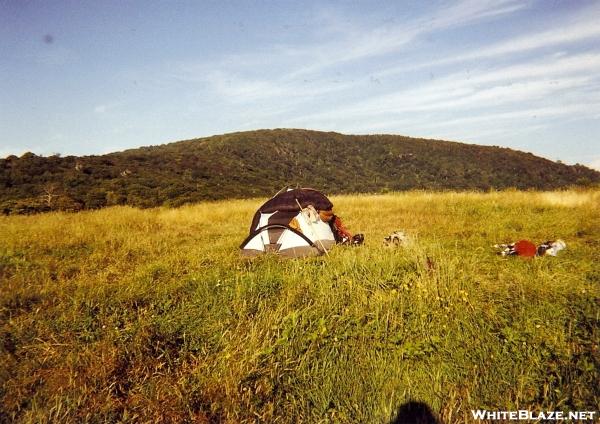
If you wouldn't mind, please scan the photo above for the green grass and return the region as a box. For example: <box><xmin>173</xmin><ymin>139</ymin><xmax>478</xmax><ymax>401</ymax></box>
<box><xmin>1</xmin><ymin>190</ymin><xmax>599</xmax><ymax>423</ymax></box>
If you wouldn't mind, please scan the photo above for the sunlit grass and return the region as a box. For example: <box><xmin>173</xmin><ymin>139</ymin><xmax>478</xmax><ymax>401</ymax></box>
<box><xmin>1</xmin><ymin>190</ymin><xmax>598</xmax><ymax>423</ymax></box>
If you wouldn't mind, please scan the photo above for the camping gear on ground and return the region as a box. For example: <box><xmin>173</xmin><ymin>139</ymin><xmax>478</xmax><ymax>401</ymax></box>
<box><xmin>493</xmin><ymin>239</ymin><xmax>566</xmax><ymax>257</ymax></box>
<box><xmin>349</xmin><ymin>234</ymin><xmax>365</xmax><ymax>245</ymax></box>
<box><xmin>536</xmin><ymin>239</ymin><xmax>566</xmax><ymax>256</ymax></box>
<box><xmin>240</xmin><ymin>188</ymin><xmax>362</xmax><ymax>258</ymax></box>
<box><xmin>383</xmin><ymin>230</ymin><xmax>408</xmax><ymax>247</ymax></box>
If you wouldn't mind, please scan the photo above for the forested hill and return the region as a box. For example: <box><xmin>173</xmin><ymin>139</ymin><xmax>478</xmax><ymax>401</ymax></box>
<box><xmin>1</xmin><ymin>128</ymin><xmax>598</xmax><ymax>213</ymax></box>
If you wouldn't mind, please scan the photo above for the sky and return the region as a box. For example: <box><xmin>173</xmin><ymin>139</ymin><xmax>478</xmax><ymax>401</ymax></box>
<box><xmin>1</xmin><ymin>0</ymin><xmax>599</xmax><ymax>169</ymax></box>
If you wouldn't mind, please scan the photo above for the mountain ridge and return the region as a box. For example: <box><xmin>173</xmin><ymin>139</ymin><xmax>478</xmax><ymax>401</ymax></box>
<box><xmin>1</xmin><ymin>128</ymin><xmax>598</xmax><ymax>214</ymax></box>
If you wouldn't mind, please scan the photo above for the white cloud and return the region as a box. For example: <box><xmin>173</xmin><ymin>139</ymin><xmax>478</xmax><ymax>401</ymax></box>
<box><xmin>588</xmin><ymin>157</ymin><xmax>600</xmax><ymax>171</ymax></box>
<box><xmin>428</xmin><ymin>0</ymin><xmax>528</xmax><ymax>30</ymax></box>
<box><xmin>380</xmin><ymin>4</ymin><xmax>600</xmax><ymax>75</ymax></box>
<box><xmin>458</xmin><ymin>21</ymin><xmax>599</xmax><ymax>61</ymax></box>
<box><xmin>286</xmin><ymin>53</ymin><xmax>600</xmax><ymax>125</ymax></box>
<box><xmin>169</xmin><ymin>0</ymin><xmax>528</xmax><ymax>97</ymax></box>
<box><xmin>202</xmin><ymin>70</ymin><xmax>354</xmax><ymax>104</ymax></box>
<box><xmin>287</xmin><ymin>0</ymin><xmax>527</xmax><ymax>77</ymax></box>
<box><xmin>184</xmin><ymin>1</ymin><xmax>600</xmax><ymax>122</ymax></box>
<box><xmin>438</xmin><ymin>52</ymin><xmax>600</xmax><ymax>87</ymax></box>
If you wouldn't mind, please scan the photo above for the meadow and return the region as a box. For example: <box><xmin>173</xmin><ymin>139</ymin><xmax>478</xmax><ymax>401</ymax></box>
<box><xmin>1</xmin><ymin>190</ymin><xmax>598</xmax><ymax>423</ymax></box>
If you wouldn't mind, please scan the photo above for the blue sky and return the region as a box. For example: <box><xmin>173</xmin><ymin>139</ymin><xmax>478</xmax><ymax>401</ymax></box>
<box><xmin>1</xmin><ymin>0</ymin><xmax>599</xmax><ymax>169</ymax></box>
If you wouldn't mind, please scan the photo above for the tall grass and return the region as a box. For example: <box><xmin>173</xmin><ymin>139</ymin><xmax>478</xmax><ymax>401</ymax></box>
<box><xmin>1</xmin><ymin>190</ymin><xmax>598</xmax><ymax>423</ymax></box>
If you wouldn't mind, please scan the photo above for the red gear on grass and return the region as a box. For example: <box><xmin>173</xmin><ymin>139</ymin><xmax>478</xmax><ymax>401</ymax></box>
<box><xmin>513</xmin><ymin>240</ymin><xmax>537</xmax><ymax>257</ymax></box>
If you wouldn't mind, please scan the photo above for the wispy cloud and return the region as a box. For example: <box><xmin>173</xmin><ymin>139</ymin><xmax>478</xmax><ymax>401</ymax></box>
<box><xmin>379</xmin><ymin>2</ymin><xmax>600</xmax><ymax>76</ymax></box>
<box><xmin>284</xmin><ymin>49</ymin><xmax>600</xmax><ymax>129</ymax></box>
<box><xmin>427</xmin><ymin>0</ymin><xmax>528</xmax><ymax>30</ymax></box>
<box><xmin>461</xmin><ymin>13</ymin><xmax>600</xmax><ymax>60</ymax></box>
<box><xmin>168</xmin><ymin>0</ymin><xmax>528</xmax><ymax>105</ymax></box>
<box><xmin>286</xmin><ymin>0</ymin><xmax>527</xmax><ymax>77</ymax></box>
<box><xmin>201</xmin><ymin>70</ymin><xmax>354</xmax><ymax>104</ymax></box>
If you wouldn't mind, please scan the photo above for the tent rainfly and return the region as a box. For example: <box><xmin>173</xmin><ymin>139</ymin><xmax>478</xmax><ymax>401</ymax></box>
<box><xmin>240</xmin><ymin>188</ymin><xmax>338</xmax><ymax>258</ymax></box>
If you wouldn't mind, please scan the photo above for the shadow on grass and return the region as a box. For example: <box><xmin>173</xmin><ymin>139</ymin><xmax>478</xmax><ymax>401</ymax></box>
<box><xmin>390</xmin><ymin>401</ymin><xmax>441</xmax><ymax>424</ymax></box>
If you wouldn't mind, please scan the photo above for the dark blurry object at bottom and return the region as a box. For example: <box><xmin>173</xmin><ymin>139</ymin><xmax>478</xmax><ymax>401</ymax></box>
<box><xmin>390</xmin><ymin>401</ymin><xmax>440</xmax><ymax>424</ymax></box>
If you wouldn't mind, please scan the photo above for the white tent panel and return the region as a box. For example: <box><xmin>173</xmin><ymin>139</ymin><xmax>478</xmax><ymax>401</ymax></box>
<box><xmin>242</xmin><ymin>233</ymin><xmax>266</xmax><ymax>251</ymax></box>
<box><xmin>297</xmin><ymin>213</ymin><xmax>335</xmax><ymax>242</ymax></box>
<box><xmin>257</xmin><ymin>212</ymin><xmax>275</xmax><ymax>230</ymax></box>
<box><xmin>255</xmin><ymin>212</ymin><xmax>276</xmax><ymax>246</ymax></box>
<box><xmin>278</xmin><ymin>229</ymin><xmax>311</xmax><ymax>250</ymax></box>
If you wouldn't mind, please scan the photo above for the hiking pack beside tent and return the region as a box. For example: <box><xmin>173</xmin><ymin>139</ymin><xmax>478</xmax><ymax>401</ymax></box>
<box><xmin>240</xmin><ymin>188</ymin><xmax>345</xmax><ymax>258</ymax></box>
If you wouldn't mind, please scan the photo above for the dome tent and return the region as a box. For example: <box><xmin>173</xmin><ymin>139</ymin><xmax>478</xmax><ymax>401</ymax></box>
<box><xmin>240</xmin><ymin>188</ymin><xmax>338</xmax><ymax>258</ymax></box>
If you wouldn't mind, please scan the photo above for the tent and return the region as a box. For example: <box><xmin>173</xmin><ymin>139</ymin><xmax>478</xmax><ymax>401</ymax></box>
<box><xmin>240</xmin><ymin>188</ymin><xmax>338</xmax><ymax>258</ymax></box>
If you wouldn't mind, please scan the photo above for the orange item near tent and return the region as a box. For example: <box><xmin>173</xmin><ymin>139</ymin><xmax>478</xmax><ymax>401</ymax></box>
<box><xmin>332</xmin><ymin>216</ymin><xmax>353</xmax><ymax>241</ymax></box>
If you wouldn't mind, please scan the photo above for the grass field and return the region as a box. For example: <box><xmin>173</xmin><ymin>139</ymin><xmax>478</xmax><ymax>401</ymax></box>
<box><xmin>1</xmin><ymin>190</ymin><xmax>599</xmax><ymax>423</ymax></box>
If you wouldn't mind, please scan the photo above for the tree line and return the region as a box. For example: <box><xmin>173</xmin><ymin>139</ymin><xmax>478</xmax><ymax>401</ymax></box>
<box><xmin>1</xmin><ymin>129</ymin><xmax>598</xmax><ymax>214</ymax></box>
